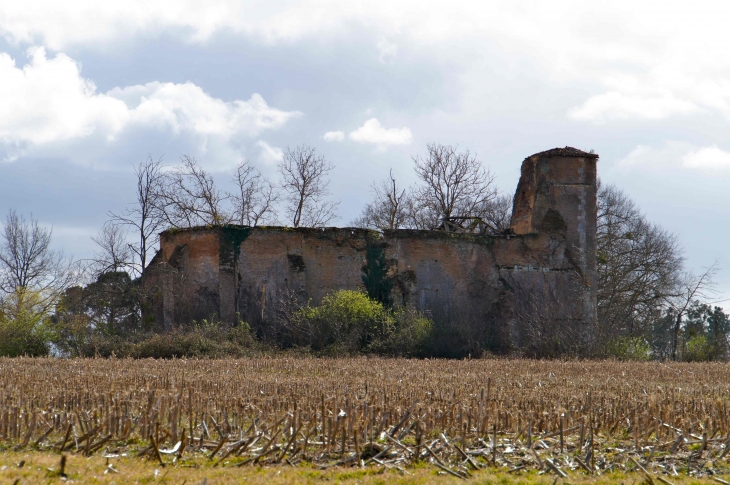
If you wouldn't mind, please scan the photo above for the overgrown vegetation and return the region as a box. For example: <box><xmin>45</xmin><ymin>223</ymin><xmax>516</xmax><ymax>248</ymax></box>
<box><xmin>12</xmin><ymin>275</ymin><xmax>432</xmax><ymax>358</ymax></box>
<box><xmin>73</xmin><ymin>320</ymin><xmax>257</xmax><ymax>359</ymax></box>
<box><xmin>360</xmin><ymin>244</ymin><xmax>393</xmax><ymax>306</ymax></box>
<box><xmin>0</xmin><ymin>288</ymin><xmax>56</xmax><ymax>357</ymax></box>
<box><xmin>603</xmin><ymin>336</ymin><xmax>652</xmax><ymax>361</ymax></box>
<box><xmin>284</xmin><ymin>290</ymin><xmax>432</xmax><ymax>356</ymax></box>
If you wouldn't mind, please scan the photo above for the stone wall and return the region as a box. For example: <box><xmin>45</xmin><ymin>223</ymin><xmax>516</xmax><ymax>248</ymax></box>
<box><xmin>145</xmin><ymin>147</ymin><xmax>598</xmax><ymax>354</ymax></box>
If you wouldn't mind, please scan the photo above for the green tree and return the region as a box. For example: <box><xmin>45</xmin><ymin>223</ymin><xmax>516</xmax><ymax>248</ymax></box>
<box><xmin>0</xmin><ymin>288</ymin><xmax>56</xmax><ymax>356</ymax></box>
<box><xmin>55</xmin><ymin>271</ymin><xmax>141</xmax><ymax>355</ymax></box>
<box><xmin>683</xmin><ymin>302</ymin><xmax>729</xmax><ymax>361</ymax></box>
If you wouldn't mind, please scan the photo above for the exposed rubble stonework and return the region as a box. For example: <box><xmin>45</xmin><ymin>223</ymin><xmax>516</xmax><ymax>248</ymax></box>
<box><xmin>144</xmin><ymin>147</ymin><xmax>598</xmax><ymax>353</ymax></box>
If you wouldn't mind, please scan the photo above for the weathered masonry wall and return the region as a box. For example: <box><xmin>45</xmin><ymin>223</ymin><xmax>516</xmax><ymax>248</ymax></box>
<box><xmin>145</xmin><ymin>147</ymin><xmax>598</xmax><ymax>353</ymax></box>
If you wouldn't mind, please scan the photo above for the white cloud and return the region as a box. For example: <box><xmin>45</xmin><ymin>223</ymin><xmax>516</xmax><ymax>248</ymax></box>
<box><xmin>257</xmin><ymin>140</ymin><xmax>283</xmax><ymax>163</ymax></box>
<box><xmin>107</xmin><ymin>84</ymin><xmax>299</xmax><ymax>138</ymax></box>
<box><xmin>0</xmin><ymin>48</ymin><xmax>301</xmax><ymax>163</ymax></box>
<box><xmin>7</xmin><ymin>2</ymin><xmax>730</xmax><ymax>122</ymax></box>
<box><xmin>0</xmin><ymin>1</ymin><xmax>354</xmax><ymax>49</ymax></box>
<box><xmin>323</xmin><ymin>130</ymin><xmax>345</xmax><ymax>142</ymax></box>
<box><xmin>617</xmin><ymin>141</ymin><xmax>730</xmax><ymax>173</ymax></box>
<box><xmin>8</xmin><ymin>1</ymin><xmax>730</xmax><ymax>141</ymax></box>
<box><xmin>617</xmin><ymin>141</ymin><xmax>693</xmax><ymax>169</ymax></box>
<box><xmin>569</xmin><ymin>92</ymin><xmax>699</xmax><ymax>122</ymax></box>
<box><xmin>0</xmin><ymin>48</ymin><xmax>127</xmax><ymax>145</ymax></box>
<box><xmin>348</xmin><ymin>118</ymin><xmax>412</xmax><ymax>147</ymax></box>
<box><xmin>377</xmin><ymin>39</ymin><xmax>397</xmax><ymax>63</ymax></box>
<box><xmin>683</xmin><ymin>146</ymin><xmax>730</xmax><ymax>170</ymax></box>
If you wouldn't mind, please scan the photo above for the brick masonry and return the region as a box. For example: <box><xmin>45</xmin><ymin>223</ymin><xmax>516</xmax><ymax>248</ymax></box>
<box><xmin>145</xmin><ymin>147</ymin><xmax>598</xmax><ymax>353</ymax></box>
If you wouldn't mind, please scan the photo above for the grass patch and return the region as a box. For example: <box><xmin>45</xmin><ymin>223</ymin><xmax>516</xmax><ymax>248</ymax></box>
<box><xmin>0</xmin><ymin>451</ymin><xmax>727</xmax><ymax>484</ymax></box>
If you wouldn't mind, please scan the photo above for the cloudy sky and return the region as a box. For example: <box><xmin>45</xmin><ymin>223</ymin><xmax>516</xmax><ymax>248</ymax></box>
<box><xmin>1</xmin><ymin>0</ymin><xmax>730</xmax><ymax>302</ymax></box>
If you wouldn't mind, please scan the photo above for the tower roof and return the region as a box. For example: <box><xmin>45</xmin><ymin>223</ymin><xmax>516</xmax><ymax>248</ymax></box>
<box><xmin>528</xmin><ymin>146</ymin><xmax>599</xmax><ymax>159</ymax></box>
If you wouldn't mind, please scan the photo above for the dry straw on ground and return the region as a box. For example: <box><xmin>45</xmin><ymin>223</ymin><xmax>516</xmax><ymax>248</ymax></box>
<box><xmin>1</xmin><ymin>357</ymin><xmax>730</xmax><ymax>482</ymax></box>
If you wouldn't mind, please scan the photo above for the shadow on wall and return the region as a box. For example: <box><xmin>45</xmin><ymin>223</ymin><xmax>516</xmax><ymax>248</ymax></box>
<box><xmin>507</xmin><ymin>270</ymin><xmax>594</xmax><ymax>358</ymax></box>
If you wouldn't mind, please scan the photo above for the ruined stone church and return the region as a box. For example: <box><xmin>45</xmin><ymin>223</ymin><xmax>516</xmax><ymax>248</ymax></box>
<box><xmin>145</xmin><ymin>147</ymin><xmax>598</xmax><ymax>353</ymax></box>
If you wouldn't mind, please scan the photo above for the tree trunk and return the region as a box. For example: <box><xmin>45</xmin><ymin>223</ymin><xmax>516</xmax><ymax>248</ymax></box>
<box><xmin>672</xmin><ymin>313</ymin><xmax>682</xmax><ymax>361</ymax></box>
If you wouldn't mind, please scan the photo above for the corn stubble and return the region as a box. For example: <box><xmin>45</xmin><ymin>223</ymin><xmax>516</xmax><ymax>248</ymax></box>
<box><xmin>1</xmin><ymin>357</ymin><xmax>730</xmax><ymax>481</ymax></box>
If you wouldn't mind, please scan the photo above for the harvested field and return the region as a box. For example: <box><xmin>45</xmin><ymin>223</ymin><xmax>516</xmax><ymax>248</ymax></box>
<box><xmin>1</xmin><ymin>357</ymin><xmax>730</xmax><ymax>483</ymax></box>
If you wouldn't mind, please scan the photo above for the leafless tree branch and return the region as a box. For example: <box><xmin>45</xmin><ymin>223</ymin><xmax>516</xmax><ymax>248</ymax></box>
<box><xmin>408</xmin><ymin>143</ymin><xmax>498</xmax><ymax>230</ymax></box>
<box><xmin>90</xmin><ymin>223</ymin><xmax>133</xmax><ymax>276</ymax></box>
<box><xmin>596</xmin><ymin>182</ymin><xmax>684</xmax><ymax>342</ymax></box>
<box><xmin>0</xmin><ymin>210</ymin><xmax>78</xmax><ymax>313</ymax></box>
<box><xmin>278</xmin><ymin>145</ymin><xmax>339</xmax><ymax>227</ymax></box>
<box><xmin>155</xmin><ymin>156</ymin><xmax>232</xmax><ymax>229</ymax></box>
<box><xmin>229</xmin><ymin>159</ymin><xmax>279</xmax><ymax>226</ymax></box>
<box><xmin>108</xmin><ymin>156</ymin><xmax>166</xmax><ymax>276</ymax></box>
<box><xmin>352</xmin><ymin>170</ymin><xmax>411</xmax><ymax>231</ymax></box>
<box><xmin>669</xmin><ymin>260</ymin><xmax>719</xmax><ymax>360</ymax></box>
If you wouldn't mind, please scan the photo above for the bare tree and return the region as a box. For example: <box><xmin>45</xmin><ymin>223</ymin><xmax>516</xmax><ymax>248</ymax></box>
<box><xmin>90</xmin><ymin>223</ymin><xmax>132</xmax><ymax>275</ymax></box>
<box><xmin>0</xmin><ymin>210</ymin><xmax>77</xmax><ymax>312</ymax></box>
<box><xmin>109</xmin><ymin>156</ymin><xmax>165</xmax><ymax>276</ymax></box>
<box><xmin>229</xmin><ymin>159</ymin><xmax>279</xmax><ymax>226</ymax></box>
<box><xmin>668</xmin><ymin>261</ymin><xmax>718</xmax><ymax>361</ymax></box>
<box><xmin>409</xmin><ymin>143</ymin><xmax>498</xmax><ymax>230</ymax></box>
<box><xmin>278</xmin><ymin>145</ymin><xmax>339</xmax><ymax>227</ymax></box>
<box><xmin>156</xmin><ymin>156</ymin><xmax>231</xmax><ymax>229</ymax></box>
<box><xmin>596</xmin><ymin>183</ymin><xmax>684</xmax><ymax>343</ymax></box>
<box><xmin>480</xmin><ymin>193</ymin><xmax>513</xmax><ymax>233</ymax></box>
<box><xmin>352</xmin><ymin>170</ymin><xmax>411</xmax><ymax>230</ymax></box>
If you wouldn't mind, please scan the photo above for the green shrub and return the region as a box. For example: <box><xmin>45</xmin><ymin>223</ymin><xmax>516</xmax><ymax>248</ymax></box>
<box><xmin>291</xmin><ymin>290</ymin><xmax>433</xmax><ymax>356</ymax></box>
<box><xmin>683</xmin><ymin>334</ymin><xmax>713</xmax><ymax>362</ymax></box>
<box><xmin>292</xmin><ymin>290</ymin><xmax>391</xmax><ymax>353</ymax></box>
<box><xmin>367</xmin><ymin>307</ymin><xmax>433</xmax><ymax>357</ymax></box>
<box><xmin>0</xmin><ymin>289</ymin><xmax>56</xmax><ymax>357</ymax></box>
<box><xmin>604</xmin><ymin>336</ymin><xmax>652</xmax><ymax>361</ymax></box>
<box><xmin>0</xmin><ymin>311</ymin><xmax>54</xmax><ymax>357</ymax></box>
